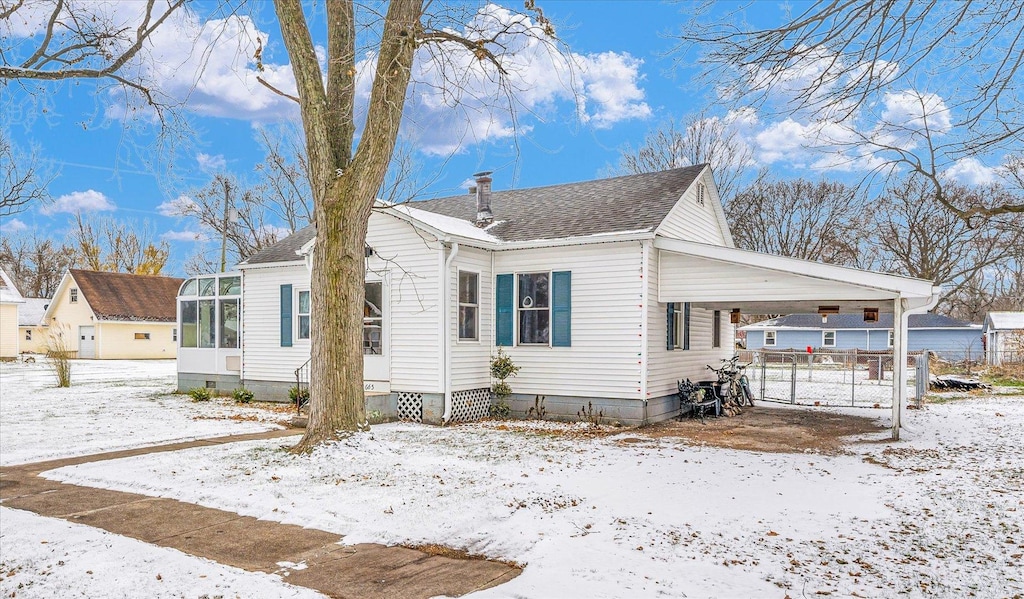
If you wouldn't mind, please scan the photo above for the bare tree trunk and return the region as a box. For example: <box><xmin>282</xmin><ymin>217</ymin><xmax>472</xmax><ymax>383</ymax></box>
<box><xmin>282</xmin><ymin>0</ymin><xmax>421</xmax><ymax>452</ymax></box>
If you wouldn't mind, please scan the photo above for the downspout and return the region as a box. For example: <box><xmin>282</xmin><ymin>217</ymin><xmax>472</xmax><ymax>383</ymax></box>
<box><xmin>441</xmin><ymin>242</ymin><xmax>460</xmax><ymax>423</ymax></box>
<box><xmin>639</xmin><ymin>240</ymin><xmax>650</xmax><ymax>425</ymax></box>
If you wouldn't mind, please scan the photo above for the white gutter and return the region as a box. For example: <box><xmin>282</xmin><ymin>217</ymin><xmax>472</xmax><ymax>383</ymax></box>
<box><xmin>639</xmin><ymin>240</ymin><xmax>650</xmax><ymax>423</ymax></box>
<box><xmin>441</xmin><ymin>242</ymin><xmax>460</xmax><ymax>424</ymax></box>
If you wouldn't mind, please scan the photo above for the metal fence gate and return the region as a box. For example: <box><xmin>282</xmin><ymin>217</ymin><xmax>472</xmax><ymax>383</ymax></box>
<box><xmin>740</xmin><ymin>349</ymin><xmax>921</xmax><ymax>408</ymax></box>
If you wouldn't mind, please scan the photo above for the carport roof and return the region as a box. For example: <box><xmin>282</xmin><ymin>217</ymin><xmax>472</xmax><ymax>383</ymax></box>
<box><xmin>654</xmin><ymin>237</ymin><xmax>939</xmax><ymax>314</ymax></box>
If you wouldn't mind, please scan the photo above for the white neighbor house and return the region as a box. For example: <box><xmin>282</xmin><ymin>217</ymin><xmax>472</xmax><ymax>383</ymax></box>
<box><xmin>983</xmin><ymin>311</ymin><xmax>1024</xmax><ymax>366</ymax></box>
<box><xmin>177</xmin><ymin>166</ymin><xmax>940</xmax><ymax>430</ymax></box>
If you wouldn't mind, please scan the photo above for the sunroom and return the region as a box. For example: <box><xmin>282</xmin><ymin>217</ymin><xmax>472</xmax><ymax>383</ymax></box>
<box><xmin>176</xmin><ymin>272</ymin><xmax>243</xmax><ymax>393</ymax></box>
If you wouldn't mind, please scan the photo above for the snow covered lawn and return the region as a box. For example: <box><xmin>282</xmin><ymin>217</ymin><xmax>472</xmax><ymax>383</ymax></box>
<box><xmin>35</xmin><ymin>396</ymin><xmax>1024</xmax><ymax>597</ymax></box>
<box><xmin>0</xmin><ymin>358</ymin><xmax>287</xmax><ymax>466</ymax></box>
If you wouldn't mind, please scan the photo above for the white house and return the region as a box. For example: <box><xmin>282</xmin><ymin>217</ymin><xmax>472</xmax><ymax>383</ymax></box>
<box><xmin>176</xmin><ymin>166</ymin><xmax>940</xmax><ymax>433</ymax></box>
<box><xmin>0</xmin><ymin>267</ymin><xmax>25</xmax><ymax>359</ymax></box>
<box><xmin>983</xmin><ymin>311</ymin><xmax>1024</xmax><ymax>366</ymax></box>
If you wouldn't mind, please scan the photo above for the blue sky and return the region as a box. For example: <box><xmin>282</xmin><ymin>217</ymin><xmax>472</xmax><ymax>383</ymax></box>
<box><xmin>1</xmin><ymin>1</ymin><xmax>1015</xmax><ymax>276</ymax></box>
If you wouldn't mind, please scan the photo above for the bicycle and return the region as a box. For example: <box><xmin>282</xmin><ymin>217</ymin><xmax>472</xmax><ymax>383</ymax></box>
<box><xmin>707</xmin><ymin>356</ymin><xmax>755</xmax><ymax>409</ymax></box>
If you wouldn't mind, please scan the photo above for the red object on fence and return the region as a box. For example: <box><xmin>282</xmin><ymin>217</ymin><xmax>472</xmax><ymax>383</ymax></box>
<box><xmin>806</xmin><ymin>345</ymin><xmax>813</xmax><ymax>354</ymax></box>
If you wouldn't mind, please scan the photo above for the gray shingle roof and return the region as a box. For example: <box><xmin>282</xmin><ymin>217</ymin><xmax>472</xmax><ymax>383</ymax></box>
<box><xmin>411</xmin><ymin>165</ymin><xmax>708</xmax><ymax>242</ymax></box>
<box><xmin>241</xmin><ymin>226</ymin><xmax>316</xmax><ymax>265</ymax></box>
<box><xmin>746</xmin><ymin>313</ymin><xmax>979</xmax><ymax>330</ymax></box>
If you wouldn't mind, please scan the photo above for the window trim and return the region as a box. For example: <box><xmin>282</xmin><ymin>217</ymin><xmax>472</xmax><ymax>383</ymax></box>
<box><xmin>822</xmin><ymin>330</ymin><xmax>837</xmax><ymax>347</ymax></box>
<box><xmin>668</xmin><ymin>302</ymin><xmax>690</xmax><ymax>351</ymax></box>
<box><xmin>712</xmin><ymin>310</ymin><xmax>722</xmax><ymax>348</ymax></box>
<box><xmin>70</xmin><ymin>288</ymin><xmax>78</xmax><ymax>303</ymax></box>
<box><xmin>457</xmin><ymin>269</ymin><xmax>480</xmax><ymax>343</ymax></box>
<box><xmin>25</xmin><ymin>329</ymin><xmax>32</xmax><ymax>341</ymax></box>
<box><xmin>295</xmin><ymin>288</ymin><xmax>311</xmax><ymax>342</ymax></box>
<box><xmin>887</xmin><ymin>329</ymin><xmax>894</xmax><ymax>348</ymax></box>
<box><xmin>764</xmin><ymin>330</ymin><xmax>777</xmax><ymax>347</ymax></box>
<box><xmin>363</xmin><ymin>280</ymin><xmax>384</xmax><ymax>356</ymax></box>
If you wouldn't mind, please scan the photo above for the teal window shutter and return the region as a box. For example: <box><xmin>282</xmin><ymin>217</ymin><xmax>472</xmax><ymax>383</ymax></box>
<box><xmin>683</xmin><ymin>302</ymin><xmax>691</xmax><ymax>350</ymax></box>
<box><xmin>552</xmin><ymin>271</ymin><xmax>571</xmax><ymax>347</ymax></box>
<box><xmin>495</xmin><ymin>274</ymin><xmax>513</xmax><ymax>346</ymax></box>
<box><xmin>666</xmin><ymin>303</ymin><xmax>676</xmax><ymax>350</ymax></box>
<box><xmin>280</xmin><ymin>284</ymin><xmax>293</xmax><ymax>347</ymax></box>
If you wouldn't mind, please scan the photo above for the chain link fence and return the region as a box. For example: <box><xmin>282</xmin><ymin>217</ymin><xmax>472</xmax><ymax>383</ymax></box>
<box><xmin>738</xmin><ymin>349</ymin><xmax>921</xmax><ymax>408</ymax></box>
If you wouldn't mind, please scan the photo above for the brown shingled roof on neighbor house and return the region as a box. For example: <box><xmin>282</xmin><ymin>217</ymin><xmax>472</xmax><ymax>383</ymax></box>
<box><xmin>69</xmin><ymin>269</ymin><xmax>184</xmax><ymax>322</ymax></box>
<box><xmin>412</xmin><ymin>165</ymin><xmax>708</xmax><ymax>242</ymax></box>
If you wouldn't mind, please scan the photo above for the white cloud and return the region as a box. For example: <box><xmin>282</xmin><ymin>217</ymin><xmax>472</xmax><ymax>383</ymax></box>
<box><xmin>196</xmin><ymin>153</ymin><xmax>226</xmax><ymax>173</ymax></box>
<box><xmin>161</xmin><ymin>230</ymin><xmax>206</xmax><ymax>242</ymax></box>
<box><xmin>577</xmin><ymin>52</ymin><xmax>651</xmax><ymax>128</ymax></box>
<box><xmin>41</xmin><ymin>190</ymin><xmax>116</xmax><ymax>215</ymax></box>
<box><xmin>943</xmin><ymin>158</ymin><xmax>998</xmax><ymax>186</ymax></box>
<box><xmin>0</xmin><ymin>218</ymin><xmax>29</xmax><ymax>233</ymax></box>
<box><xmin>156</xmin><ymin>195</ymin><xmax>198</xmax><ymax>217</ymax></box>
<box><xmin>361</xmin><ymin>4</ymin><xmax>649</xmax><ymax>155</ymax></box>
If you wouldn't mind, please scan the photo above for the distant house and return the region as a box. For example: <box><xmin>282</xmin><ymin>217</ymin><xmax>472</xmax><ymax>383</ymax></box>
<box><xmin>741</xmin><ymin>313</ymin><xmax>982</xmax><ymax>360</ymax></box>
<box><xmin>983</xmin><ymin>312</ymin><xmax>1024</xmax><ymax>366</ymax></box>
<box><xmin>178</xmin><ymin>166</ymin><xmax>939</xmax><ymax>426</ymax></box>
<box><xmin>18</xmin><ymin>298</ymin><xmax>51</xmax><ymax>354</ymax></box>
<box><xmin>0</xmin><ymin>268</ymin><xmax>25</xmax><ymax>359</ymax></box>
<box><xmin>43</xmin><ymin>269</ymin><xmax>184</xmax><ymax>359</ymax></box>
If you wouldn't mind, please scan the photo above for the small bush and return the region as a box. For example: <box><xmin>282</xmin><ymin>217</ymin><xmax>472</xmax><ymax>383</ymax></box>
<box><xmin>232</xmin><ymin>388</ymin><xmax>254</xmax><ymax>404</ymax></box>
<box><xmin>489</xmin><ymin>402</ymin><xmax>512</xmax><ymax>419</ymax></box>
<box><xmin>489</xmin><ymin>349</ymin><xmax>519</xmax><ymax>420</ymax></box>
<box><xmin>289</xmin><ymin>385</ymin><xmax>310</xmax><ymax>407</ymax></box>
<box><xmin>46</xmin><ymin>323</ymin><xmax>73</xmax><ymax>388</ymax></box>
<box><xmin>189</xmin><ymin>387</ymin><xmax>212</xmax><ymax>402</ymax></box>
<box><xmin>577</xmin><ymin>401</ymin><xmax>604</xmax><ymax>426</ymax></box>
<box><xmin>526</xmin><ymin>395</ymin><xmax>547</xmax><ymax>420</ymax></box>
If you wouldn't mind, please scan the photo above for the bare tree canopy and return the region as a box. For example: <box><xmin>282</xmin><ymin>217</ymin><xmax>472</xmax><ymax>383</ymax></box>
<box><xmin>616</xmin><ymin>111</ymin><xmax>753</xmax><ymax>203</ymax></box>
<box><xmin>865</xmin><ymin>175</ymin><xmax>1024</xmax><ymax>318</ymax></box>
<box><xmin>0</xmin><ymin>232</ymin><xmax>75</xmax><ymax>297</ymax></box>
<box><xmin>71</xmin><ymin>213</ymin><xmax>170</xmax><ymax>275</ymax></box>
<box><xmin>726</xmin><ymin>177</ymin><xmax>867</xmax><ymax>267</ymax></box>
<box><xmin>677</xmin><ymin>0</ymin><xmax>1024</xmax><ymax>219</ymax></box>
<box><xmin>0</xmin><ymin>0</ymin><xmax>187</xmax><ymax>115</ymax></box>
<box><xmin>1</xmin><ymin>130</ymin><xmax>51</xmax><ymax>216</ymax></box>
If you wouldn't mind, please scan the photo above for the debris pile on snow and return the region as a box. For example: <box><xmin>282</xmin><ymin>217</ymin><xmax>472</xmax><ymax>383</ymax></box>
<box><xmin>930</xmin><ymin>374</ymin><xmax>991</xmax><ymax>391</ymax></box>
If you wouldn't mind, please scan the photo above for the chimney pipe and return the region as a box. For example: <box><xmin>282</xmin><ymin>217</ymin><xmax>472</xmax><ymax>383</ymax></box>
<box><xmin>473</xmin><ymin>171</ymin><xmax>493</xmax><ymax>227</ymax></box>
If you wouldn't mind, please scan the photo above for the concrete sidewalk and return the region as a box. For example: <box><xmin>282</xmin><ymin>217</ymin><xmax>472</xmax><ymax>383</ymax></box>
<box><xmin>0</xmin><ymin>429</ymin><xmax>519</xmax><ymax>598</ymax></box>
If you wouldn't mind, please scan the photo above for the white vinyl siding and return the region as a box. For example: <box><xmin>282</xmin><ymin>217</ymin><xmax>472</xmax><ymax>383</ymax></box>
<box><xmin>646</xmin><ymin>247</ymin><xmax>734</xmax><ymax>406</ymax></box>
<box><xmin>655</xmin><ymin>170</ymin><xmax>731</xmax><ymax>246</ymax></box>
<box><xmin>492</xmin><ymin>241</ymin><xmax>642</xmax><ymax>400</ymax></box>
<box><xmin>449</xmin><ymin>247</ymin><xmax>492</xmax><ymax>391</ymax></box>
<box><xmin>367</xmin><ymin>211</ymin><xmax>442</xmax><ymax>392</ymax></box>
<box><xmin>238</xmin><ymin>264</ymin><xmax>313</xmax><ymax>384</ymax></box>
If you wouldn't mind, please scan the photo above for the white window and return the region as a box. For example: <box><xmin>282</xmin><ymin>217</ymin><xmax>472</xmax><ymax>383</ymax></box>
<box><xmin>712</xmin><ymin>310</ymin><xmax>722</xmax><ymax>348</ymax></box>
<box><xmin>25</xmin><ymin>329</ymin><xmax>32</xmax><ymax>341</ymax></box>
<box><xmin>172</xmin><ymin>328</ymin><xmax>177</xmax><ymax>342</ymax></box>
<box><xmin>823</xmin><ymin>330</ymin><xmax>837</xmax><ymax>347</ymax></box>
<box><xmin>764</xmin><ymin>330</ymin><xmax>776</xmax><ymax>346</ymax></box>
<box><xmin>297</xmin><ymin>290</ymin><xmax>310</xmax><ymax>341</ymax></box>
<box><xmin>70</xmin><ymin>288</ymin><xmax>78</xmax><ymax>303</ymax></box>
<box><xmin>888</xmin><ymin>330</ymin><xmax>894</xmax><ymax>347</ymax></box>
<box><xmin>458</xmin><ymin>271</ymin><xmax>479</xmax><ymax>341</ymax></box>
<box><xmin>518</xmin><ymin>272</ymin><xmax>550</xmax><ymax>345</ymax></box>
<box><xmin>363</xmin><ymin>282</ymin><xmax>383</xmax><ymax>354</ymax></box>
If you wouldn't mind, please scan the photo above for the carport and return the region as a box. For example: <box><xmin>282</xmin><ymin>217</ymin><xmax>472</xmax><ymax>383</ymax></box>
<box><xmin>655</xmin><ymin>237</ymin><xmax>942</xmax><ymax>440</ymax></box>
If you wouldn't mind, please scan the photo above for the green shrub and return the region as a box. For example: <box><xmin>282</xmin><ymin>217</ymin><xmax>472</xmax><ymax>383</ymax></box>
<box><xmin>232</xmin><ymin>388</ymin><xmax>254</xmax><ymax>404</ymax></box>
<box><xmin>289</xmin><ymin>385</ymin><xmax>310</xmax><ymax>407</ymax></box>
<box><xmin>188</xmin><ymin>387</ymin><xmax>212</xmax><ymax>402</ymax></box>
<box><xmin>489</xmin><ymin>349</ymin><xmax>520</xmax><ymax>419</ymax></box>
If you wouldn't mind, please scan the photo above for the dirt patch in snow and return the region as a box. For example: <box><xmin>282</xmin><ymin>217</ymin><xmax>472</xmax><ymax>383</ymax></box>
<box><xmin>640</xmin><ymin>405</ymin><xmax>886</xmax><ymax>454</ymax></box>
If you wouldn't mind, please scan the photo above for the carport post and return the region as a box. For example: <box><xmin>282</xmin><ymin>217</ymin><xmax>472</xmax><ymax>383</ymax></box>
<box><xmin>891</xmin><ymin>297</ymin><xmax>909</xmax><ymax>440</ymax></box>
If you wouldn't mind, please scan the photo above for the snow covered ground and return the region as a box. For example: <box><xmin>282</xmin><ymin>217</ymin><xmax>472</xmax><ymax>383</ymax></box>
<box><xmin>3</xmin><ymin>359</ymin><xmax>1022</xmax><ymax>597</ymax></box>
<box><xmin>0</xmin><ymin>358</ymin><xmax>285</xmax><ymax>466</ymax></box>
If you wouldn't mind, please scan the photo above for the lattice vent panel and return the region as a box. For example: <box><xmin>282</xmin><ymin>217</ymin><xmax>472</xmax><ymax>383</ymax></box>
<box><xmin>449</xmin><ymin>388</ymin><xmax>492</xmax><ymax>423</ymax></box>
<box><xmin>396</xmin><ymin>392</ymin><xmax>423</xmax><ymax>423</ymax></box>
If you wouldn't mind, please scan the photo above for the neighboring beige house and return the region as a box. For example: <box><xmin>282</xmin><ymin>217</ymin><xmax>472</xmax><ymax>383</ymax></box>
<box><xmin>44</xmin><ymin>269</ymin><xmax>184</xmax><ymax>359</ymax></box>
<box><xmin>0</xmin><ymin>268</ymin><xmax>25</xmax><ymax>359</ymax></box>
<box><xmin>18</xmin><ymin>297</ymin><xmax>51</xmax><ymax>354</ymax></box>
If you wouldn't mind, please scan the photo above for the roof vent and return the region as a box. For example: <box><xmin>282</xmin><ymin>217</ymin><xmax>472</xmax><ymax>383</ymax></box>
<box><xmin>473</xmin><ymin>171</ymin><xmax>493</xmax><ymax>227</ymax></box>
